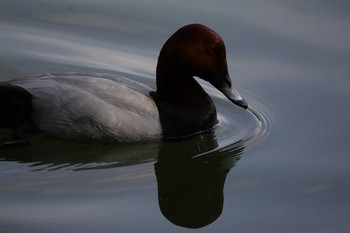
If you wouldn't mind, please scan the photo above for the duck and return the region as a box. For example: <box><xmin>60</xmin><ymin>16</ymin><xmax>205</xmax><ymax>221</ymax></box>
<box><xmin>0</xmin><ymin>24</ymin><xmax>247</xmax><ymax>142</ymax></box>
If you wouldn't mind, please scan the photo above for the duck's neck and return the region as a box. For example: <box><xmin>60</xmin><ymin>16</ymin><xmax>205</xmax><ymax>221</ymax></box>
<box><xmin>155</xmin><ymin>60</ymin><xmax>203</xmax><ymax>103</ymax></box>
<box><xmin>153</xmin><ymin>67</ymin><xmax>218</xmax><ymax>138</ymax></box>
<box><xmin>156</xmin><ymin>73</ymin><xmax>202</xmax><ymax>105</ymax></box>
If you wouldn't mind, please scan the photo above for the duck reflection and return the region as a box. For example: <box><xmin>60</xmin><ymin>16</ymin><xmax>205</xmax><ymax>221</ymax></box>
<box><xmin>0</xmin><ymin>133</ymin><xmax>161</xmax><ymax>170</ymax></box>
<box><xmin>0</xmin><ymin>130</ymin><xmax>244</xmax><ymax>228</ymax></box>
<box><xmin>155</xmin><ymin>132</ymin><xmax>244</xmax><ymax>228</ymax></box>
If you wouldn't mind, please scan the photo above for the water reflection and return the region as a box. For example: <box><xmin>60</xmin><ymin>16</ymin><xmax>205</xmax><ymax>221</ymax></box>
<box><xmin>0</xmin><ymin>134</ymin><xmax>160</xmax><ymax>170</ymax></box>
<box><xmin>0</xmin><ymin>130</ymin><xmax>244</xmax><ymax>228</ymax></box>
<box><xmin>155</xmin><ymin>132</ymin><xmax>243</xmax><ymax>228</ymax></box>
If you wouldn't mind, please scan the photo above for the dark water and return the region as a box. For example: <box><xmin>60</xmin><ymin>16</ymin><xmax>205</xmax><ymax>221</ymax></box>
<box><xmin>1</xmin><ymin>0</ymin><xmax>350</xmax><ymax>232</ymax></box>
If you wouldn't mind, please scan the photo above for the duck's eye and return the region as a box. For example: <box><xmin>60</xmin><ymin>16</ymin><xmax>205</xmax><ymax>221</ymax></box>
<box><xmin>207</xmin><ymin>45</ymin><xmax>217</xmax><ymax>56</ymax></box>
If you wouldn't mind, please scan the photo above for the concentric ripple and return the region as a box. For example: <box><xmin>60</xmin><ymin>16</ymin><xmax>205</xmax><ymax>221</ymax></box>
<box><xmin>0</xmin><ymin>75</ymin><xmax>274</xmax><ymax>171</ymax></box>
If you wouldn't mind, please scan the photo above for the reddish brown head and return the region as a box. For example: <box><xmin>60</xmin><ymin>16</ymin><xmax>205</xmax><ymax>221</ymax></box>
<box><xmin>156</xmin><ymin>24</ymin><xmax>247</xmax><ymax>109</ymax></box>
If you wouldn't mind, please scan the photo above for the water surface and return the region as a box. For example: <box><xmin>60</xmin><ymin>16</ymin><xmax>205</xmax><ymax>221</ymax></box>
<box><xmin>1</xmin><ymin>0</ymin><xmax>350</xmax><ymax>232</ymax></box>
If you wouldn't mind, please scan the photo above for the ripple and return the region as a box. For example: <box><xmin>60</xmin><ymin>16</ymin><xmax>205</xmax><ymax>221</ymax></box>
<box><xmin>243</xmin><ymin>105</ymin><xmax>272</xmax><ymax>150</ymax></box>
<box><xmin>240</xmin><ymin>88</ymin><xmax>276</xmax><ymax>151</ymax></box>
<box><xmin>0</xmin><ymin>74</ymin><xmax>275</xmax><ymax>171</ymax></box>
<box><xmin>205</xmin><ymin>82</ymin><xmax>274</xmax><ymax>154</ymax></box>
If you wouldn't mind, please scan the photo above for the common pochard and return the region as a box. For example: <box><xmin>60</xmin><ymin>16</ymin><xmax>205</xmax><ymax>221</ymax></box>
<box><xmin>0</xmin><ymin>24</ymin><xmax>247</xmax><ymax>141</ymax></box>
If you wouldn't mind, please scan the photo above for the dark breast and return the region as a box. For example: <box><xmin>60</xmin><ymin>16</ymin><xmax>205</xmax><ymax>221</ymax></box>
<box><xmin>152</xmin><ymin>91</ymin><xmax>218</xmax><ymax>139</ymax></box>
<box><xmin>0</xmin><ymin>84</ymin><xmax>33</xmax><ymax>136</ymax></box>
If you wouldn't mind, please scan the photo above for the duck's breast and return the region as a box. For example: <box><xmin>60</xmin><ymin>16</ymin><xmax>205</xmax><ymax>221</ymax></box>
<box><xmin>9</xmin><ymin>73</ymin><xmax>162</xmax><ymax>141</ymax></box>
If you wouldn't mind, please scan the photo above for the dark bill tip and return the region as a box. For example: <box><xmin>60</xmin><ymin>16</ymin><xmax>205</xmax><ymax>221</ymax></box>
<box><xmin>234</xmin><ymin>98</ymin><xmax>248</xmax><ymax>109</ymax></box>
<box><xmin>207</xmin><ymin>71</ymin><xmax>248</xmax><ymax>110</ymax></box>
<box><xmin>216</xmin><ymin>85</ymin><xmax>248</xmax><ymax>110</ymax></box>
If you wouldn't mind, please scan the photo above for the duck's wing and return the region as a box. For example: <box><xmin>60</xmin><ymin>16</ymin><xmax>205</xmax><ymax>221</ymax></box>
<box><xmin>5</xmin><ymin>73</ymin><xmax>162</xmax><ymax>141</ymax></box>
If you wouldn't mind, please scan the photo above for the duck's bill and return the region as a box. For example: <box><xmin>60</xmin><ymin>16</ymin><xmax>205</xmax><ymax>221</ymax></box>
<box><xmin>209</xmin><ymin>74</ymin><xmax>248</xmax><ymax>109</ymax></box>
<box><xmin>218</xmin><ymin>85</ymin><xmax>248</xmax><ymax>109</ymax></box>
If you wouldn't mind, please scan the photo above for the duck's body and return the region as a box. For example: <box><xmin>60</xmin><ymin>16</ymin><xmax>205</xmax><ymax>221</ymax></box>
<box><xmin>4</xmin><ymin>73</ymin><xmax>162</xmax><ymax>141</ymax></box>
<box><xmin>0</xmin><ymin>24</ymin><xmax>247</xmax><ymax>142</ymax></box>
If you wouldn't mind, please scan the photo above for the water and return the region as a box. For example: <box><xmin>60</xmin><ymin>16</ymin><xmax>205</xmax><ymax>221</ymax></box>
<box><xmin>1</xmin><ymin>0</ymin><xmax>350</xmax><ymax>232</ymax></box>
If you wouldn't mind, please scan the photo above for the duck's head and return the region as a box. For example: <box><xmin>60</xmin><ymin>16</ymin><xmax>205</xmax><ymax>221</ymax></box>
<box><xmin>156</xmin><ymin>24</ymin><xmax>248</xmax><ymax>109</ymax></box>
